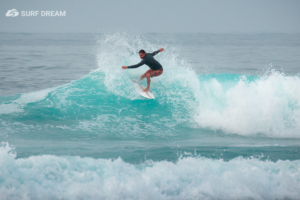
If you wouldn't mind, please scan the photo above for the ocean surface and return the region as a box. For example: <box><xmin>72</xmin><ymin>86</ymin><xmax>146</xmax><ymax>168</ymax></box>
<box><xmin>0</xmin><ymin>32</ymin><xmax>300</xmax><ymax>199</ymax></box>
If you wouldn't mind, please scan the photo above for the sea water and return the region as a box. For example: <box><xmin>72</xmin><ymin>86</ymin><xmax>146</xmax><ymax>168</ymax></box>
<box><xmin>0</xmin><ymin>32</ymin><xmax>300</xmax><ymax>199</ymax></box>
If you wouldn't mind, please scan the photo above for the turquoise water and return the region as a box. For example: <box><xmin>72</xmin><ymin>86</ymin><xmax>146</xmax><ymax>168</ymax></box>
<box><xmin>0</xmin><ymin>33</ymin><xmax>300</xmax><ymax>199</ymax></box>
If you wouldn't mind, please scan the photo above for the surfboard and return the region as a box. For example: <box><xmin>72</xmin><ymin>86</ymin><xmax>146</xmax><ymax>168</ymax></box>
<box><xmin>133</xmin><ymin>82</ymin><xmax>155</xmax><ymax>99</ymax></box>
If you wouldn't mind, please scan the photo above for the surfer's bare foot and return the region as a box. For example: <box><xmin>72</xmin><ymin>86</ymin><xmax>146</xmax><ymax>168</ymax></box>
<box><xmin>143</xmin><ymin>88</ymin><xmax>149</xmax><ymax>92</ymax></box>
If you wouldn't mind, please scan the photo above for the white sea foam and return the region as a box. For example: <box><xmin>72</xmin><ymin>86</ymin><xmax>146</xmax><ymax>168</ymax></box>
<box><xmin>0</xmin><ymin>88</ymin><xmax>55</xmax><ymax>115</ymax></box>
<box><xmin>0</xmin><ymin>143</ymin><xmax>299</xmax><ymax>200</ymax></box>
<box><xmin>0</xmin><ymin>104</ymin><xmax>23</xmax><ymax>115</ymax></box>
<box><xmin>95</xmin><ymin>33</ymin><xmax>141</xmax><ymax>99</ymax></box>
<box><xmin>196</xmin><ymin>71</ymin><xmax>300</xmax><ymax>138</ymax></box>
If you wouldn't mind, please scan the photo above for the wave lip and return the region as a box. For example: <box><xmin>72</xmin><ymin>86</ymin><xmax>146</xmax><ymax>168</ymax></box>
<box><xmin>0</xmin><ymin>143</ymin><xmax>300</xmax><ymax>200</ymax></box>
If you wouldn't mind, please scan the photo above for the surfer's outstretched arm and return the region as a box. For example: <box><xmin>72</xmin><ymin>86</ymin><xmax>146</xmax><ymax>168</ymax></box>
<box><xmin>150</xmin><ymin>48</ymin><xmax>164</xmax><ymax>56</ymax></box>
<box><xmin>126</xmin><ymin>60</ymin><xmax>145</xmax><ymax>69</ymax></box>
<box><xmin>150</xmin><ymin>50</ymin><xmax>160</xmax><ymax>56</ymax></box>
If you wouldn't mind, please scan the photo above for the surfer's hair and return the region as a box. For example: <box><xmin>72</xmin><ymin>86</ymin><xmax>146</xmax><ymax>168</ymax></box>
<box><xmin>139</xmin><ymin>50</ymin><xmax>146</xmax><ymax>54</ymax></box>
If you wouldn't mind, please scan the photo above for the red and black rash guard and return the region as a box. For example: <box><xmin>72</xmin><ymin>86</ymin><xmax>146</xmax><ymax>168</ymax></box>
<box><xmin>127</xmin><ymin>50</ymin><xmax>163</xmax><ymax>70</ymax></box>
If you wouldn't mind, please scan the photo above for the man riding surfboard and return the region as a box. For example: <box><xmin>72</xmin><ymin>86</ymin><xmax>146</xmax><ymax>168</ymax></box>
<box><xmin>122</xmin><ymin>48</ymin><xmax>164</xmax><ymax>92</ymax></box>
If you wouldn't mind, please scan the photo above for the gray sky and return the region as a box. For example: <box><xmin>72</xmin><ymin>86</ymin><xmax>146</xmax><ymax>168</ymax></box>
<box><xmin>1</xmin><ymin>0</ymin><xmax>300</xmax><ymax>33</ymax></box>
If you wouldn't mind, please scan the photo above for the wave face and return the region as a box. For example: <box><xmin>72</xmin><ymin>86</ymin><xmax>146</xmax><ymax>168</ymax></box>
<box><xmin>1</xmin><ymin>34</ymin><xmax>300</xmax><ymax>139</ymax></box>
<box><xmin>1</xmin><ymin>143</ymin><xmax>300</xmax><ymax>200</ymax></box>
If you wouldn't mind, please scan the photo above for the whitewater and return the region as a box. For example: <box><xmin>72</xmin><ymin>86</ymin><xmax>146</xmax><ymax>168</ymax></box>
<box><xmin>0</xmin><ymin>32</ymin><xmax>300</xmax><ymax>199</ymax></box>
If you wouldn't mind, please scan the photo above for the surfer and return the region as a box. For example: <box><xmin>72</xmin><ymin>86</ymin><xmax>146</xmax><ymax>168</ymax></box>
<box><xmin>122</xmin><ymin>48</ymin><xmax>164</xmax><ymax>92</ymax></box>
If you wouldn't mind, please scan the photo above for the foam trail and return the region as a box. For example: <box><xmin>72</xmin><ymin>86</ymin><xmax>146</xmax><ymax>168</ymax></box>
<box><xmin>0</xmin><ymin>143</ymin><xmax>299</xmax><ymax>200</ymax></box>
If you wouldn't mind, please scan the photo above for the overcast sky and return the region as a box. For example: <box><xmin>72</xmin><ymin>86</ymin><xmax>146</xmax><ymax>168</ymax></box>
<box><xmin>1</xmin><ymin>0</ymin><xmax>300</xmax><ymax>33</ymax></box>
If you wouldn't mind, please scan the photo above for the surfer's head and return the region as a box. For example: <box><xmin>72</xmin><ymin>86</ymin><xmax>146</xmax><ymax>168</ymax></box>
<box><xmin>139</xmin><ymin>49</ymin><xmax>146</xmax><ymax>59</ymax></box>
